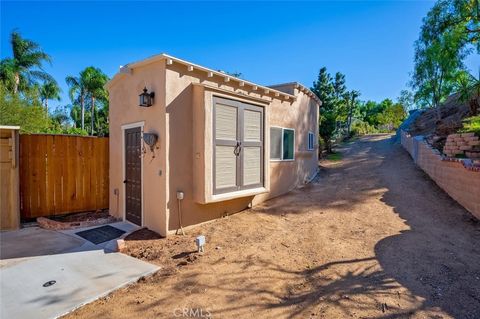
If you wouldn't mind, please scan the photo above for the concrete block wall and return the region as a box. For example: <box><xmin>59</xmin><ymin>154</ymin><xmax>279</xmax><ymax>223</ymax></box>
<box><xmin>401</xmin><ymin>130</ymin><xmax>480</xmax><ymax>219</ymax></box>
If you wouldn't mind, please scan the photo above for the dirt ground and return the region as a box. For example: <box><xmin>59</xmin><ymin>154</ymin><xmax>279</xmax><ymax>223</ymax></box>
<box><xmin>64</xmin><ymin>135</ymin><xmax>480</xmax><ymax>319</ymax></box>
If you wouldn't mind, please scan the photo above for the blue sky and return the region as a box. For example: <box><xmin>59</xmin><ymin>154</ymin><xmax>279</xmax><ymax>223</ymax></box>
<box><xmin>1</xmin><ymin>1</ymin><xmax>479</xmax><ymax>112</ymax></box>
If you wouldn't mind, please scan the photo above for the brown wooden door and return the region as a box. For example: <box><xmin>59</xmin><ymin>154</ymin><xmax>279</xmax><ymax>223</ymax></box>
<box><xmin>124</xmin><ymin>127</ymin><xmax>142</xmax><ymax>226</ymax></box>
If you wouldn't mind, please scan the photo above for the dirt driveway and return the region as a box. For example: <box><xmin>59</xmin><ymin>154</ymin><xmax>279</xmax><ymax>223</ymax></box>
<box><xmin>65</xmin><ymin>135</ymin><xmax>480</xmax><ymax>319</ymax></box>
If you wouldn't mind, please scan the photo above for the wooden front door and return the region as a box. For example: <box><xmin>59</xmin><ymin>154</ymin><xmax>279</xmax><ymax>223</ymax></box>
<box><xmin>124</xmin><ymin>127</ymin><xmax>142</xmax><ymax>226</ymax></box>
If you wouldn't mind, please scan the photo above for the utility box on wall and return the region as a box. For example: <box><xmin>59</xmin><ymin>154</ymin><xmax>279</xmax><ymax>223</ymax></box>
<box><xmin>0</xmin><ymin>126</ymin><xmax>20</xmax><ymax>230</ymax></box>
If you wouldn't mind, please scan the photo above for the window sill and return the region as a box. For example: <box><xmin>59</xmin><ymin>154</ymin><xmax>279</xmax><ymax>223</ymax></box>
<box><xmin>209</xmin><ymin>187</ymin><xmax>268</xmax><ymax>203</ymax></box>
<box><xmin>270</xmin><ymin>159</ymin><xmax>295</xmax><ymax>162</ymax></box>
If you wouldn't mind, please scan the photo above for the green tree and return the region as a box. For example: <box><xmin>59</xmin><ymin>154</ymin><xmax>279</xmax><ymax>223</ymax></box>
<box><xmin>411</xmin><ymin>0</ymin><xmax>477</xmax><ymax>119</ymax></box>
<box><xmin>311</xmin><ymin>67</ymin><xmax>335</xmax><ymax>153</ymax></box>
<box><xmin>82</xmin><ymin>67</ymin><xmax>109</xmax><ymax>135</ymax></box>
<box><xmin>39</xmin><ymin>80</ymin><xmax>61</xmax><ymax>113</ymax></box>
<box><xmin>66</xmin><ymin>73</ymin><xmax>88</xmax><ymax>130</ymax></box>
<box><xmin>343</xmin><ymin>90</ymin><xmax>360</xmax><ymax>134</ymax></box>
<box><xmin>0</xmin><ymin>85</ymin><xmax>50</xmax><ymax>133</ymax></box>
<box><xmin>377</xmin><ymin>102</ymin><xmax>407</xmax><ymax>130</ymax></box>
<box><xmin>0</xmin><ymin>31</ymin><xmax>53</xmax><ymax>94</ymax></box>
<box><xmin>397</xmin><ymin>89</ymin><xmax>415</xmax><ymax>111</ymax></box>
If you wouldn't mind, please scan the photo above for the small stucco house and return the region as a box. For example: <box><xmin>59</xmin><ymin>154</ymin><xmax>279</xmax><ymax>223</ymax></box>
<box><xmin>107</xmin><ymin>54</ymin><xmax>320</xmax><ymax>236</ymax></box>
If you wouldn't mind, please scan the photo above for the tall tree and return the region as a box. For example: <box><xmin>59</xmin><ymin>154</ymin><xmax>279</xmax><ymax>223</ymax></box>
<box><xmin>39</xmin><ymin>80</ymin><xmax>61</xmax><ymax>113</ymax></box>
<box><xmin>311</xmin><ymin>68</ymin><xmax>354</xmax><ymax>152</ymax></box>
<box><xmin>66</xmin><ymin>73</ymin><xmax>87</xmax><ymax>130</ymax></box>
<box><xmin>343</xmin><ymin>90</ymin><xmax>360</xmax><ymax>134</ymax></box>
<box><xmin>311</xmin><ymin>67</ymin><xmax>335</xmax><ymax>153</ymax></box>
<box><xmin>333</xmin><ymin>72</ymin><xmax>346</xmax><ymax>100</ymax></box>
<box><xmin>82</xmin><ymin>67</ymin><xmax>109</xmax><ymax>135</ymax></box>
<box><xmin>397</xmin><ymin>89</ymin><xmax>415</xmax><ymax>112</ymax></box>
<box><xmin>0</xmin><ymin>31</ymin><xmax>53</xmax><ymax>94</ymax></box>
<box><xmin>411</xmin><ymin>0</ymin><xmax>477</xmax><ymax>119</ymax></box>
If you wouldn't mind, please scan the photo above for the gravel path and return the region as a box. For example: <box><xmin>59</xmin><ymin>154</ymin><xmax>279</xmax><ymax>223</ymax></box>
<box><xmin>65</xmin><ymin>134</ymin><xmax>480</xmax><ymax>319</ymax></box>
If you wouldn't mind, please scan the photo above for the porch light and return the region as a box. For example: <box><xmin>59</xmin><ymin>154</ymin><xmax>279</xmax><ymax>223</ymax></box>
<box><xmin>139</xmin><ymin>87</ymin><xmax>155</xmax><ymax>107</ymax></box>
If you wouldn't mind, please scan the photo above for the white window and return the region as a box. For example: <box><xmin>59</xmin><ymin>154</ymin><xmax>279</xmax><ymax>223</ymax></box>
<box><xmin>270</xmin><ymin>127</ymin><xmax>295</xmax><ymax>161</ymax></box>
<box><xmin>308</xmin><ymin>132</ymin><xmax>315</xmax><ymax>151</ymax></box>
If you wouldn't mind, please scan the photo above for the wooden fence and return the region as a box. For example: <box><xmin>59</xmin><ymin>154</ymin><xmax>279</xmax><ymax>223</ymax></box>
<box><xmin>19</xmin><ymin>134</ymin><xmax>109</xmax><ymax>220</ymax></box>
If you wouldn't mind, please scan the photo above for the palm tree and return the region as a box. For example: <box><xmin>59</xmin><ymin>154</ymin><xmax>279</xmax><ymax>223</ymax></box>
<box><xmin>39</xmin><ymin>80</ymin><xmax>61</xmax><ymax>113</ymax></box>
<box><xmin>456</xmin><ymin>70</ymin><xmax>480</xmax><ymax>116</ymax></box>
<box><xmin>82</xmin><ymin>67</ymin><xmax>108</xmax><ymax>135</ymax></box>
<box><xmin>66</xmin><ymin>74</ymin><xmax>87</xmax><ymax>130</ymax></box>
<box><xmin>0</xmin><ymin>31</ymin><xmax>53</xmax><ymax>94</ymax></box>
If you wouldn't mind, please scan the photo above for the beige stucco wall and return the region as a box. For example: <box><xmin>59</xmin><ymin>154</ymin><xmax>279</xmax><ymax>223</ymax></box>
<box><xmin>255</xmin><ymin>89</ymin><xmax>319</xmax><ymax>202</ymax></box>
<box><xmin>108</xmin><ymin>62</ymin><xmax>168</xmax><ymax>236</ymax></box>
<box><xmin>109</xmin><ymin>58</ymin><xmax>319</xmax><ymax>236</ymax></box>
<box><xmin>165</xmin><ymin>64</ymin><xmax>319</xmax><ymax>231</ymax></box>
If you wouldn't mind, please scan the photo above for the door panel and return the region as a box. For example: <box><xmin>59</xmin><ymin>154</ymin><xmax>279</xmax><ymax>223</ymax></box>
<box><xmin>124</xmin><ymin>127</ymin><xmax>142</xmax><ymax>226</ymax></box>
<box><xmin>215</xmin><ymin>103</ymin><xmax>238</xmax><ymax>140</ymax></box>
<box><xmin>243</xmin><ymin>109</ymin><xmax>261</xmax><ymax>141</ymax></box>
<box><xmin>215</xmin><ymin>145</ymin><xmax>237</xmax><ymax>189</ymax></box>
<box><xmin>243</xmin><ymin>147</ymin><xmax>261</xmax><ymax>186</ymax></box>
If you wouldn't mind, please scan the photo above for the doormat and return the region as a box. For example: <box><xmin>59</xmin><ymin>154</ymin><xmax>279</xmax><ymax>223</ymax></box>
<box><xmin>75</xmin><ymin>225</ymin><xmax>126</xmax><ymax>245</ymax></box>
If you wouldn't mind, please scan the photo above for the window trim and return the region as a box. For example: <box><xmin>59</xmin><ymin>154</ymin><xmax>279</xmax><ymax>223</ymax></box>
<box><xmin>270</xmin><ymin>126</ymin><xmax>295</xmax><ymax>162</ymax></box>
<box><xmin>307</xmin><ymin>131</ymin><xmax>315</xmax><ymax>151</ymax></box>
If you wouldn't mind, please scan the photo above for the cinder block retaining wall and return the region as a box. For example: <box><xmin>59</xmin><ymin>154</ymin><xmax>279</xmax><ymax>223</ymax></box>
<box><xmin>400</xmin><ymin>131</ymin><xmax>480</xmax><ymax>219</ymax></box>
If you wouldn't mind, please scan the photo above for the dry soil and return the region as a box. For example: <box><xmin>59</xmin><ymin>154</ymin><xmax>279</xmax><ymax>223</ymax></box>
<box><xmin>64</xmin><ymin>134</ymin><xmax>480</xmax><ymax>319</ymax></box>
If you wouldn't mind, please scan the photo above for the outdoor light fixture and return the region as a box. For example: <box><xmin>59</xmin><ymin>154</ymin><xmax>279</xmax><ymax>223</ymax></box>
<box><xmin>139</xmin><ymin>86</ymin><xmax>154</xmax><ymax>107</ymax></box>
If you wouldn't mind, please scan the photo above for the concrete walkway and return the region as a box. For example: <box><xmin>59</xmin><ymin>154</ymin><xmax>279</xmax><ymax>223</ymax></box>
<box><xmin>0</xmin><ymin>222</ymin><xmax>159</xmax><ymax>319</ymax></box>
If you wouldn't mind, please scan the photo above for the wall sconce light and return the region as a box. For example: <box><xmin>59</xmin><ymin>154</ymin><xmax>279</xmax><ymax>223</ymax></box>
<box><xmin>139</xmin><ymin>86</ymin><xmax>155</xmax><ymax>107</ymax></box>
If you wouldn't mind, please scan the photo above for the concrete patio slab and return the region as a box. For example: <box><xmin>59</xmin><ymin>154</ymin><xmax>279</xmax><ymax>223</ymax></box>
<box><xmin>0</xmin><ymin>222</ymin><xmax>159</xmax><ymax>319</ymax></box>
<box><xmin>0</xmin><ymin>227</ymin><xmax>85</xmax><ymax>261</ymax></box>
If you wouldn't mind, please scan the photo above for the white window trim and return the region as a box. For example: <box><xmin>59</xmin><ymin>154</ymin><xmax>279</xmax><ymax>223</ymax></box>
<box><xmin>308</xmin><ymin>131</ymin><xmax>314</xmax><ymax>151</ymax></box>
<box><xmin>270</xmin><ymin>126</ymin><xmax>295</xmax><ymax>162</ymax></box>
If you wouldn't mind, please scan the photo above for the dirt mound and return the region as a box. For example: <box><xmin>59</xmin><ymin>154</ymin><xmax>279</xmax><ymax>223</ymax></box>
<box><xmin>409</xmin><ymin>94</ymin><xmax>470</xmax><ymax>137</ymax></box>
<box><xmin>408</xmin><ymin>94</ymin><xmax>470</xmax><ymax>150</ymax></box>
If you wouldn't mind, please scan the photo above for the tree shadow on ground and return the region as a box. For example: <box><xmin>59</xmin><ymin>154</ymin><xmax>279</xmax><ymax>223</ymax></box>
<box><xmin>73</xmin><ymin>135</ymin><xmax>480</xmax><ymax>319</ymax></box>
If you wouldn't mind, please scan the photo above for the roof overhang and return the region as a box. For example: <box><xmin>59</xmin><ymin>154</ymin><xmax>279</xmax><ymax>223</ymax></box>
<box><xmin>106</xmin><ymin>53</ymin><xmax>298</xmax><ymax>102</ymax></box>
<box><xmin>269</xmin><ymin>82</ymin><xmax>322</xmax><ymax>106</ymax></box>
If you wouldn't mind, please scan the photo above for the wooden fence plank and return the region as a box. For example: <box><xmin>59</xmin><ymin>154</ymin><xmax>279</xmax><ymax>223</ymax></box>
<box><xmin>53</xmin><ymin>135</ymin><xmax>66</xmax><ymax>214</ymax></box>
<box><xmin>19</xmin><ymin>135</ymin><xmax>30</xmax><ymax>217</ymax></box>
<box><xmin>19</xmin><ymin>134</ymin><xmax>109</xmax><ymax>220</ymax></box>
<box><xmin>45</xmin><ymin>135</ymin><xmax>55</xmax><ymax>215</ymax></box>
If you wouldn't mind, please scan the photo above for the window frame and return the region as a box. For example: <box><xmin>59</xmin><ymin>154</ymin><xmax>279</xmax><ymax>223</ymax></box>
<box><xmin>270</xmin><ymin>126</ymin><xmax>295</xmax><ymax>162</ymax></box>
<box><xmin>307</xmin><ymin>131</ymin><xmax>315</xmax><ymax>151</ymax></box>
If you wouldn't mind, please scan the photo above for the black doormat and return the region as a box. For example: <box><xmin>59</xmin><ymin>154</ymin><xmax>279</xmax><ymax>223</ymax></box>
<box><xmin>75</xmin><ymin>225</ymin><xmax>126</xmax><ymax>245</ymax></box>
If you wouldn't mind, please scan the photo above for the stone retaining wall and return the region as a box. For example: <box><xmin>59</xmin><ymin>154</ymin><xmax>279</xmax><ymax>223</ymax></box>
<box><xmin>401</xmin><ymin>130</ymin><xmax>480</xmax><ymax>219</ymax></box>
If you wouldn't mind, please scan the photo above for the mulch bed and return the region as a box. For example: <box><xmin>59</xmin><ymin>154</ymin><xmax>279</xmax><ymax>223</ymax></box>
<box><xmin>37</xmin><ymin>210</ymin><xmax>118</xmax><ymax>230</ymax></box>
<box><xmin>51</xmin><ymin>210</ymin><xmax>111</xmax><ymax>222</ymax></box>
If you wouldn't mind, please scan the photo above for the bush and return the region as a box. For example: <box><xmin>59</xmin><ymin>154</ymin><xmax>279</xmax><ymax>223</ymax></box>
<box><xmin>351</xmin><ymin>120</ymin><xmax>378</xmax><ymax>136</ymax></box>
<box><xmin>0</xmin><ymin>86</ymin><xmax>50</xmax><ymax>133</ymax></box>
<box><xmin>459</xmin><ymin>116</ymin><xmax>480</xmax><ymax>135</ymax></box>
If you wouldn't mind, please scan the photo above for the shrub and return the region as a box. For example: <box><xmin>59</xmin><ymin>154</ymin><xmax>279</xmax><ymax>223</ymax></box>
<box><xmin>459</xmin><ymin>116</ymin><xmax>480</xmax><ymax>135</ymax></box>
<box><xmin>351</xmin><ymin>120</ymin><xmax>378</xmax><ymax>135</ymax></box>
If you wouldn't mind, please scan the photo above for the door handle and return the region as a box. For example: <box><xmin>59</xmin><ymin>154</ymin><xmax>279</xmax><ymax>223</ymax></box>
<box><xmin>234</xmin><ymin>141</ymin><xmax>242</xmax><ymax>156</ymax></box>
<box><xmin>123</xmin><ymin>180</ymin><xmax>127</xmax><ymax>184</ymax></box>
